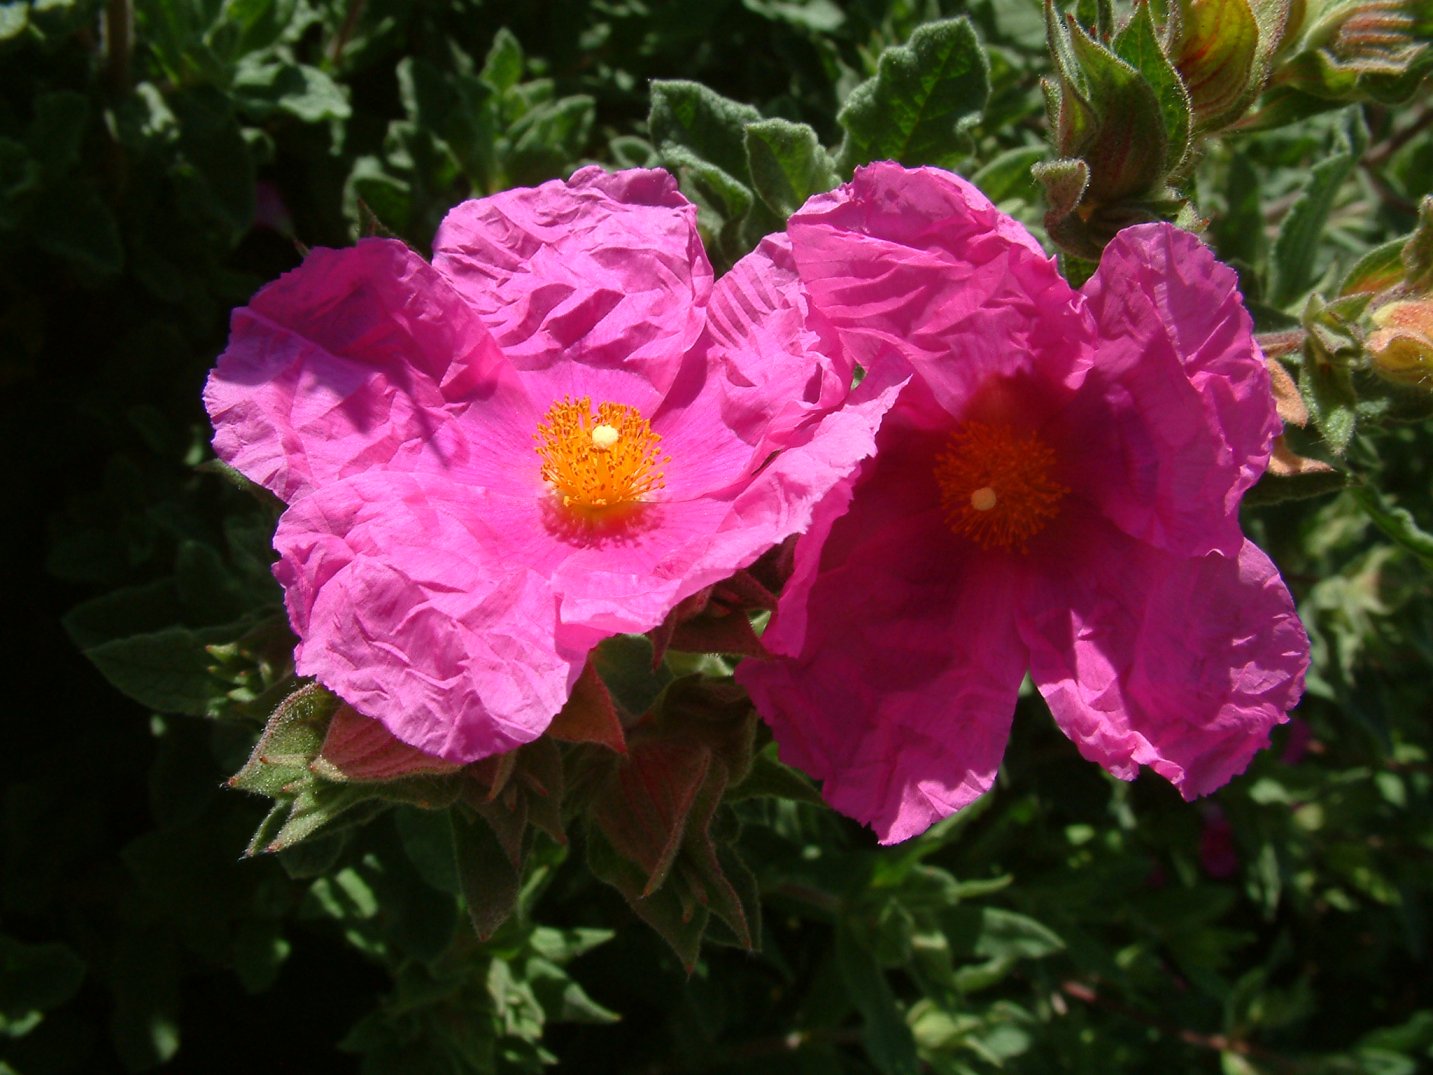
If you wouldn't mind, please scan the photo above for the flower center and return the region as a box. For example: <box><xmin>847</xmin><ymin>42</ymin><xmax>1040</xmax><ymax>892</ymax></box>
<box><xmin>934</xmin><ymin>421</ymin><xmax>1067</xmax><ymax>552</ymax></box>
<box><xmin>534</xmin><ymin>396</ymin><xmax>668</xmax><ymax>513</ymax></box>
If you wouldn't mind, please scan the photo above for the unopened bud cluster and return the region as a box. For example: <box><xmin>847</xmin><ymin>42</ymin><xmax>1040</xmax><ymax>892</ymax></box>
<box><xmin>1035</xmin><ymin>0</ymin><xmax>1430</xmax><ymax>258</ymax></box>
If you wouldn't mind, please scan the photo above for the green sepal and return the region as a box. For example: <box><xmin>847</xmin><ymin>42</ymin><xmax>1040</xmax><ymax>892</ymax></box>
<box><xmin>1062</xmin><ymin>15</ymin><xmax>1170</xmax><ymax>203</ymax></box>
<box><xmin>1402</xmin><ymin>195</ymin><xmax>1433</xmax><ymax>291</ymax></box>
<box><xmin>228</xmin><ymin>682</ymin><xmax>340</xmax><ymax>798</ymax></box>
<box><xmin>1111</xmin><ymin>0</ymin><xmax>1193</xmax><ymax>174</ymax></box>
<box><xmin>1339</xmin><ymin>237</ymin><xmax>1407</xmax><ymax>298</ymax></box>
<box><xmin>1032</xmin><ymin>156</ymin><xmax>1090</xmax><ymax>219</ymax></box>
<box><xmin>1296</xmin><ymin>339</ymin><xmax>1359</xmax><ymax>454</ymax></box>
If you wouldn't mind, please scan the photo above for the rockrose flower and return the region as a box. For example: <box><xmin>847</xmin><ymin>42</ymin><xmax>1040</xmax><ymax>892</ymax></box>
<box><xmin>205</xmin><ymin>167</ymin><xmax>897</xmax><ymax>762</ymax></box>
<box><xmin>736</xmin><ymin>163</ymin><xmax>1310</xmax><ymax>843</ymax></box>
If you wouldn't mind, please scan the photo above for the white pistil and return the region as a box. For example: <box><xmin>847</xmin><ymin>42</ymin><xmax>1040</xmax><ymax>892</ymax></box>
<box><xmin>590</xmin><ymin>424</ymin><xmax>620</xmax><ymax>451</ymax></box>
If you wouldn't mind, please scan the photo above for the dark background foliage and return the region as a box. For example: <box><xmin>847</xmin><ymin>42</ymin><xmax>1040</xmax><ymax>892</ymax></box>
<box><xmin>3</xmin><ymin>1</ymin><xmax>1431</xmax><ymax>1072</ymax></box>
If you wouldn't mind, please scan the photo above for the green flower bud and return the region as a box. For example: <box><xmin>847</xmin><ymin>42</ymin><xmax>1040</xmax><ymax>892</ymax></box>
<box><xmin>1273</xmin><ymin>0</ymin><xmax>1433</xmax><ymax>101</ymax></box>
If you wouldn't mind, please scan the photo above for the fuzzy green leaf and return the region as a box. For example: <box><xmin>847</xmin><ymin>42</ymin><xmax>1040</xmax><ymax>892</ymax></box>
<box><xmin>837</xmin><ymin>18</ymin><xmax>989</xmax><ymax>171</ymax></box>
<box><xmin>1353</xmin><ymin>487</ymin><xmax>1433</xmax><ymax>572</ymax></box>
<box><xmin>1269</xmin><ymin>111</ymin><xmax>1366</xmax><ymax>306</ymax></box>
<box><xmin>743</xmin><ymin>118</ymin><xmax>837</xmax><ymax>218</ymax></box>
<box><xmin>1112</xmin><ymin>1</ymin><xmax>1192</xmax><ymax>173</ymax></box>
<box><xmin>649</xmin><ymin>80</ymin><xmax>761</xmax><ymax>183</ymax></box>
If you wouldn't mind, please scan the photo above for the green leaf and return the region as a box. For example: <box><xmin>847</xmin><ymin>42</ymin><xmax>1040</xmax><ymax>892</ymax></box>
<box><xmin>233</xmin><ymin>59</ymin><xmax>351</xmax><ymax>123</ymax></box>
<box><xmin>591</xmin><ymin>634</ymin><xmax>671</xmax><ymax>719</ymax></box>
<box><xmin>969</xmin><ymin>908</ymin><xmax>1065</xmax><ymax>960</ymax></box>
<box><xmin>1062</xmin><ymin>18</ymin><xmax>1169</xmax><ymax>202</ymax></box>
<box><xmin>505</xmin><ymin>95</ymin><xmax>595</xmax><ymax>186</ymax></box>
<box><xmin>231</xmin><ymin>920</ymin><xmax>291</xmax><ymax>994</ymax></box>
<box><xmin>728</xmin><ymin>743</ymin><xmax>826</xmax><ymax>805</ymax></box>
<box><xmin>969</xmin><ymin>145</ymin><xmax>1044</xmax><ymax>205</ymax></box>
<box><xmin>585</xmin><ymin>824</ymin><xmax>706</xmax><ymax>970</ymax></box>
<box><xmin>170</xmin><ymin>87</ymin><xmax>257</xmax><ymax>238</ymax></box>
<box><xmin>453</xmin><ymin>808</ymin><xmax>522</xmax><ymax>940</ymax></box>
<box><xmin>28</xmin><ymin>90</ymin><xmax>88</xmax><ymax>175</ymax></box>
<box><xmin>837</xmin><ymin>18</ymin><xmax>990</xmax><ymax>172</ymax></box>
<box><xmin>836</xmin><ymin>926</ymin><xmax>919</xmax><ymax>1075</ymax></box>
<box><xmin>743</xmin><ymin>118</ymin><xmax>837</xmax><ymax>218</ymax></box>
<box><xmin>109</xmin><ymin>927</ymin><xmax>180</xmax><ymax>1070</ymax></box>
<box><xmin>1269</xmin><ymin>110</ymin><xmax>1365</xmax><ymax>306</ymax></box>
<box><xmin>649</xmin><ymin>80</ymin><xmax>761</xmax><ymax>185</ymax></box>
<box><xmin>1352</xmin><ymin>486</ymin><xmax>1433</xmax><ymax>571</ymax></box>
<box><xmin>741</xmin><ymin>0</ymin><xmax>845</xmax><ymax>32</ymax></box>
<box><xmin>481</xmin><ymin>27</ymin><xmax>524</xmax><ymax>93</ymax></box>
<box><xmin>82</xmin><ymin>623</ymin><xmax>239</xmax><ymax>716</ymax></box>
<box><xmin>1214</xmin><ymin>149</ymin><xmax>1265</xmax><ymax>270</ymax></box>
<box><xmin>0</xmin><ymin>935</ymin><xmax>85</xmax><ymax>1026</ymax></box>
<box><xmin>30</xmin><ymin>185</ymin><xmax>122</xmax><ymax>277</ymax></box>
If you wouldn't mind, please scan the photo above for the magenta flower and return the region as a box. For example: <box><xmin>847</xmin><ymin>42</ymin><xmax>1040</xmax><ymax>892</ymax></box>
<box><xmin>736</xmin><ymin>163</ymin><xmax>1310</xmax><ymax>843</ymax></box>
<box><xmin>205</xmin><ymin>167</ymin><xmax>898</xmax><ymax>762</ymax></box>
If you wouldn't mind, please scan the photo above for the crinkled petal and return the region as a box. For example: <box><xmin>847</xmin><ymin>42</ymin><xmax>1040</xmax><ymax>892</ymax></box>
<box><xmin>787</xmin><ymin>162</ymin><xmax>1094</xmax><ymax>416</ymax></box>
<box><xmin>1079</xmin><ymin>224</ymin><xmax>1279</xmax><ymax>556</ymax></box>
<box><xmin>1020</xmin><ymin>515</ymin><xmax>1308</xmax><ymax>798</ymax></box>
<box><xmin>205</xmin><ymin>239</ymin><xmax>535</xmax><ymax>503</ymax></box>
<box><xmin>705</xmin><ymin>233</ymin><xmax>855</xmax><ymax>450</ymax></box>
<box><xmin>273</xmin><ymin>470</ymin><xmax>589</xmax><ymax>763</ymax></box>
<box><xmin>433</xmin><ymin>166</ymin><xmax>712</xmax><ymax>411</ymax></box>
<box><xmin>740</xmin><ymin>418</ymin><xmax>1028</xmax><ymax>843</ymax></box>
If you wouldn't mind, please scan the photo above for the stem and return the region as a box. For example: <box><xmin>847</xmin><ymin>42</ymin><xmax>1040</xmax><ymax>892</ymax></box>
<box><xmin>104</xmin><ymin>0</ymin><xmax>132</xmax><ymax>97</ymax></box>
<box><xmin>1058</xmin><ymin>979</ymin><xmax>1303</xmax><ymax>1072</ymax></box>
<box><xmin>328</xmin><ymin>0</ymin><xmax>366</xmax><ymax>68</ymax></box>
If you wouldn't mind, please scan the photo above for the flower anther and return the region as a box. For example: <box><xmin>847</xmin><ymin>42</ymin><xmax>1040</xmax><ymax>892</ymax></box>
<box><xmin>535</xmin><ymin>396</ymin><xmax>668</xmax><ymax>513</ymax></box>
<box><xmin>934</xmin><ymin>420</ymin><xmax>1067</xmax><ymax>551</ymax></box>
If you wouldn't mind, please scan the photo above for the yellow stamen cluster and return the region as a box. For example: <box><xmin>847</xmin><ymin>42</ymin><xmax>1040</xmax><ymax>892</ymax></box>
<box><xmin>534</xmin><ymin>396</ymin><xmax>668</xmax><ymax>514</ymax></box>
<box><xmin>934</xmin><ymin>420</ymin><xmax>1067</xmax><ymax>552</ymax></box>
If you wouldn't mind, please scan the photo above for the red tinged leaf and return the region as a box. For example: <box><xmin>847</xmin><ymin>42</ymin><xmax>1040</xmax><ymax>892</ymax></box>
<box><xmin>547</xmin><ymin>659</ymin><xmax>627</xmax><ymax>753</ymax></box>
<box><xmin>593</xmin><ymin>739</ymin><xmax>712</xmax><ymax>896</ymax></box>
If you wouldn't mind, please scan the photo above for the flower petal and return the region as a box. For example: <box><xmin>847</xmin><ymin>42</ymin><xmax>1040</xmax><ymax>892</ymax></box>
<box><xmin>273</xmin><ymin>470</ymin><xmax>590</xmax><ymax>762</ymax></box>
<box><xmin>1079</xmin><ymin>224</ymin><xmax>1278</xmax><ymax>556</ymax></box>
<box><xmin>786</xmin><ymin>162</ymin><xmax>1094</xmax><ymax>415</ymax></box>
<box><xmin>205</xmin><ymin>239</ymin><xmax>534</xmax><ymax>503</ymax></box>
<box><xmin>739</xmin><ymin>415</ymin><xmax>1028</xmax><ymax>843</ymax></box>
<box><xmin>1021</xmin><ymin>516</ymin><xmax>1308</xmax><ymax>798</ymax></box>
<box><xmin>433</xmin><ymin>166</ymin><xmax>713</xmax><ymax>410</ymax></box>
<box><xmin>705</xmin><ymin>233</ymin><xmax>855</xmax><ymax>450</ymax></box>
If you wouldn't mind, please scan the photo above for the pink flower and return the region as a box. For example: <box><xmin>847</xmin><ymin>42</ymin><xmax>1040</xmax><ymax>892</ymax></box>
<box><xmin>736</xmin><ymin>163</ymin><xmax>1310</xmax><ymax>843</ymax></box>
<box><xmin>205</xmin><ymin>167</ymin><xmax>899</xmax><ymax>763</ymax></box>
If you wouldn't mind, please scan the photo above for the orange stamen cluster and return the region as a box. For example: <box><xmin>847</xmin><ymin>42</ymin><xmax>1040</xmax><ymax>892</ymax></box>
<box><xmin>934</xmin><ymin>420</ymin><xmax>1067</xmax><ymax>552</ymax></box>
<box><xmin>535</xmin><ymin>396</ymin><xmax>668</xmax><ymax>514</ymax></box>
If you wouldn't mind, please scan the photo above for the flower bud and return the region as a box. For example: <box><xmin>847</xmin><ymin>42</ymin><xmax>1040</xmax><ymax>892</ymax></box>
<box><xmin>1367</xmin><ymin>298</ymin><xmax>1433</xmax><ymax>387</ymax></box>
<box><xmin>1167</xmin><ymin>0</ymin><xmax>1267</xmax><ymax>131</ymax></box>
<box><xmin>1271</xmin><ymin>0</ymin><xmax>1433</xmax><ymax>101</ymax></box>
